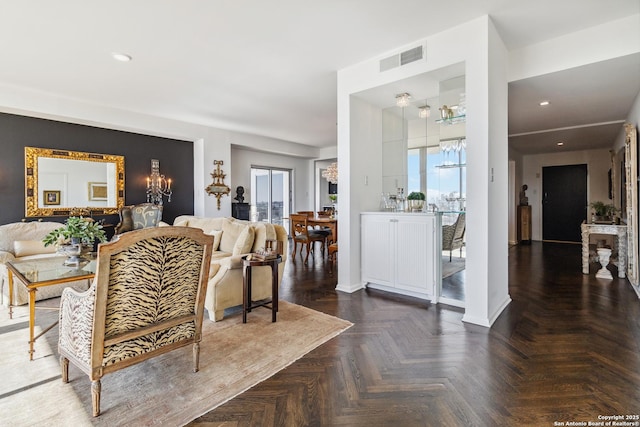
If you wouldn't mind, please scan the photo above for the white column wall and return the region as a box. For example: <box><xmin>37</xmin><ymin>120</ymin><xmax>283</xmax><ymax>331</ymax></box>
<box><xmin>337</xmin><ymin>16</ymin><xmax>511</xmax><ymax>326</ymax></box>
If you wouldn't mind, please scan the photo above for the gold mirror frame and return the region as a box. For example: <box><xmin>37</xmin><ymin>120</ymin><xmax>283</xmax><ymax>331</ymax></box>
<box><xmin>25</xmin><ymin>147</ymin><xmax>125</xmax><ymax>217</ymax></box>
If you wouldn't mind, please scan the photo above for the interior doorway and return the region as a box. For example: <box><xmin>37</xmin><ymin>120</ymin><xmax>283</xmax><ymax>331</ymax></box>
<box><xmin>542</xmin><ymin>164</ymin><xmax>587</xmax><ymax>242</ymax></box>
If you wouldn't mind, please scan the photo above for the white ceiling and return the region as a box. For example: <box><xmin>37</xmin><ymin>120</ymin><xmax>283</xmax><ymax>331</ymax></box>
<box><xmin>0</xmin><ymin>1</ymin><xmax>638</xmax><ymax>153</ymax></box>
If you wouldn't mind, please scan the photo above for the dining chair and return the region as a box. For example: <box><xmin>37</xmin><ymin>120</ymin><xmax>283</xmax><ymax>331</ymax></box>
<box><xmin>442</xmin><ymin>213</ymin><xmax>466</xmax><ymax>261</ymax></box>
<box><xmin>290</xmin><ymin>213</ymin><xmax>326</xmax><ymax>264</ymax></box>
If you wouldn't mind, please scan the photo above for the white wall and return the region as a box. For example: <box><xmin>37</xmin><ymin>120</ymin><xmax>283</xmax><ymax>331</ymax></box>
<box><xmin>230</xmin><ymin>146</ymin><xmax>314</xmax><ymax>213</ymax></box>
<box><xmin>522</xmin><ymin>148</ymin><xmax>612</xmax><ymax>241</ymax></box>
<box><xmin>508</xmin><ymin>15</ymin><xmax>640</xmax><ymax>82</ymax></box>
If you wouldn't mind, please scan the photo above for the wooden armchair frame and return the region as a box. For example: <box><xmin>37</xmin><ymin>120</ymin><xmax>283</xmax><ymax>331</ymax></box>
<box><xmin>58</xmin><ymin>226</ymin><xmax>214</xmax><ymax>416</ymax></box>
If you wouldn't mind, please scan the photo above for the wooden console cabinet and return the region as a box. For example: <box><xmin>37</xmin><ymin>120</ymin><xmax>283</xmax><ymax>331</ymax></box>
<box><xmin>517</xmin><ymin>205</ymin><xmax>532</xmax><ymax>243</ymax></box>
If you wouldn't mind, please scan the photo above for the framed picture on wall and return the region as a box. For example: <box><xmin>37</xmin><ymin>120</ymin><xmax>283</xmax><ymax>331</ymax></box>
<box><xmin>88</xmin><ymin>182</ymin><xmax>108</xmax><ymax>201</ymax></box>
<box><xmin>43</xmin><ymin>190</ymin><xmax>60</xmax><ymax>206</ymax></box>
<box><xmin>328</xmin><ymin>182</ymin><xmax>337</xmax><ymax>195</ymax></box>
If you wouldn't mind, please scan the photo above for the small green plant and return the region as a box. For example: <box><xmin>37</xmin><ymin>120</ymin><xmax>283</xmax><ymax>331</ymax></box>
<box><xmin>407</xmin><ymin>191</ymin><xmax>426</xmax><ymax>201</ymax></box>
<box><xmin>328</xmin><ymin>194</ymin><xmax>337</xmax><ymax>202</ymax></box>
<box><xmin>589</xmin><ymin>201</ymin><xmax>618</xmax><ymax>218</ymax></box>
<box><xmin>43</xmin><ymin>216</ymin><xmax>107</xmax><ymax>247</ymax></box>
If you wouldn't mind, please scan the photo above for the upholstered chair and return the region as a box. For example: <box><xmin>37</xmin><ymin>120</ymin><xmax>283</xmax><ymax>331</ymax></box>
<box><xmin>114</xmin><ymin>203</ymin><xmax>163</xmax><ymax>235</ymax></box>
<box><xmin>290</xmin><ymin>213</ymin><xmax>326</xmax><ymax>264</ymax></box>
<box><xmin>58</xmin><ymin>226</ymin><xmax>214</xmax><ymax>417</ymax></box>
<box><xmin>442</xmin><ymin>213</ymin><xmax>466</xmax><ymax>262</ymax></box>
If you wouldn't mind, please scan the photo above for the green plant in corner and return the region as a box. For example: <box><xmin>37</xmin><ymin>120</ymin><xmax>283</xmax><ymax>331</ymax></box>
<box><xmin>43</xmin><ymin>216</ymin><xmax>107</xmax><ymax>247</ymax></box>
<box><xmin>589</xmin><ymin>201</ymin><xmax>619</xmax><ymax>219</ymax></box>
<box><xmin>328</xmin><ymin>194</ymin><xmax>337</xmax><ymax>203</ymax></box>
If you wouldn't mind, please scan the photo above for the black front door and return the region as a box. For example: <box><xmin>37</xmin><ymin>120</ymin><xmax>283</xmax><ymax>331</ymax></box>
<box><xmin>542</xmin><ymin>164</ymin><xmax>587</xmax><ymax>242</ymax></box>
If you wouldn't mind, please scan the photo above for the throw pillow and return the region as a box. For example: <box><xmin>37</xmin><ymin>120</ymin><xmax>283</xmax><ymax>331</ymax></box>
<box><xmin>232</xmin><ymin>225</ymin><xmax>255</xmax><ymax>256</ymax></box>
<box><xmin>205</xmin><ymin>230</ymin><xmax>223</xmax><ymax>251</ymax></box>
<box><xmin>14</xmin><ymin>240</ymin><xmax>57</xmax><ymax>257</ymax></box>
<box><xmin>219</xmin><ymin>218</ymin><xmax>247</xmax><ymax>253</ymax></box>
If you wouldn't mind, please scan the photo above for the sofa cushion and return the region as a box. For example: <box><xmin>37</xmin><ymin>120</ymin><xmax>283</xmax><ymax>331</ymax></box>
<box><xmin>14</xmin><ymin>240</ymin><xmax>57</xmax><ymax>257</ymax></box>
<box><xmin>205</xmin><ymin>230</ymin><xmax>223</xmax><ymax>251</ymax></box>
<box><xmin>219</xmin><ymin>218</ymin><xmax>248</xmax><ymax>253</ymax></box>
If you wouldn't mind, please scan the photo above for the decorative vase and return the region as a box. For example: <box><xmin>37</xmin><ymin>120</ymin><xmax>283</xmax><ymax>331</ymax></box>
<box><xmin>408</xmin><ymin>200</ymin><xmax>425</xmax><ymax>212</ymax></box>
<box><xmin>58</xmin><ymin>237</ymin><xmax>88</xmax><ymax>266</ymax></box>
<box><xmin>595</xmin><ymin>248</ymin><xmax>613</xmax><ymax>279</ymax></box>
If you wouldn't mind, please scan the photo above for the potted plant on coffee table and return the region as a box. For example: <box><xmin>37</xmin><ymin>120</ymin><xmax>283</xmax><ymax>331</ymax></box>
<box><xmin>407</xmin><ymin>191</ymin><xmax>426</xmax><ymax>212</ymax></box>
<box><xmin>43</xmin><ymin>216</ymin><xmax>107</xmax><ymax>265</ymax></box>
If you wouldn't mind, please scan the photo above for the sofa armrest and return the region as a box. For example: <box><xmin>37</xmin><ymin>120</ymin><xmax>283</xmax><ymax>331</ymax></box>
<box><xmin>218</xmin><ymin>254</ymin><xmax>247</xmax><ymax>270</ymax></box>
<box><xmin>0</xmin><ymin>250</ymin><xmax>15</xmax><ymax>265</ymax></box>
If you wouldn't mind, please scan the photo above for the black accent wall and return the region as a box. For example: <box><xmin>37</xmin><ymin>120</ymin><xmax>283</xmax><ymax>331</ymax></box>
<box><xmin>0</xmin><ymin>112</ymin><xmax>194</xmax><ymax>226</ymax></box>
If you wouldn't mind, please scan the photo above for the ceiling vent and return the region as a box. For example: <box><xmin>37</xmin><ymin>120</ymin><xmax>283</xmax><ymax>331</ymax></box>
<box><xmin>379</xmin><ymin>44</ymin><xmax>425</xmax><ymax>72</ymax></box>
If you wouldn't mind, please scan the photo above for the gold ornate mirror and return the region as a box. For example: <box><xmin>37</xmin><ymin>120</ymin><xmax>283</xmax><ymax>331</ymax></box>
<box><xmin>25</xmin><ymin>147</ymin><xmax>125</xmax><ymax>217</ymax></box>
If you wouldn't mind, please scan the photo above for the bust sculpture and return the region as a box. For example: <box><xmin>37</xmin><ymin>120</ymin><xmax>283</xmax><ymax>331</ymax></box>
<box><xmin>519</xmin><ymin>184</ymin><xmax>529</xmax><ymax>206</ymax></box>
<box><xmin>234</xmin><ymin>186</ymin><xmax>245</xmax><ymax>203</ymax></box>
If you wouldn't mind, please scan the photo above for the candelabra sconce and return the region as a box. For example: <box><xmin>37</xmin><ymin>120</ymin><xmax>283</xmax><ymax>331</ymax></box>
<box><xmin>146</xmin><ymin>159</ymin><xmax>172</xmax><ymax>206</ymax></box>
<box><xmin>205</xmin><ymin>160</ymin><xmax>230</xmax><ymax>210</ymax></box>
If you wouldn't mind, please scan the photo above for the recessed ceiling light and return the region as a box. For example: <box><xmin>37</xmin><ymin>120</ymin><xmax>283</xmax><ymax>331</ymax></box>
<box><xmin>557</xmin><ymin>142</ymin><xmax>564</xmax><ymax>146</ymax></box>
<box><xmin>112</xmin><ymin>52</ymin><xmax>132</xmax><ymax>62</ymax></box>
<box><xmin>539</xmin><ymin>100</ymin><xmax>550</xmax><ymax>106</ymax></box>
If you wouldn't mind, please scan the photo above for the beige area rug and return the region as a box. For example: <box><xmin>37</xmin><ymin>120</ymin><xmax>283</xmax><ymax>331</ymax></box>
<box><xmin>0</xmin><ymin>300</ymin><xmax>352</xmax><ymax>426</ymax></box>
<box><xmin>442</xmin><ymin>256</ymin><xmax>465</xmax><ymax>278</ymax></box>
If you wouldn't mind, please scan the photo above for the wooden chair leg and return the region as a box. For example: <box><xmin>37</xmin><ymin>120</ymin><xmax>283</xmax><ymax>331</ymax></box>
<box><xmin>304</xmin><ymin>243</ymin><xmax>310</xmax><ymax>264</ymax></box>
<box><xmin>92</xmin><ymin>379</ymin><xmax>101</xmax><ymax>417</ymax></box>
<box><xmin>193</xmin><ymin>342</ymin><xmax>200</xmax><ymax>373</ymax></box>
<box><xmin>61</xmin><ymin>356</ymin><xmax>69</xmax><ymax>383</ymax></box>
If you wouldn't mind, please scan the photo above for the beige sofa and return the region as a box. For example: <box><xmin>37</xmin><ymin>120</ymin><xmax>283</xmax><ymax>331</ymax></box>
<box><xmin>171</xmin><ymin>215</ymin><xmax>288</xmax><ymax>321</ymax></box>
<box><xmin>0</xmin><ymin>221</ymin><xmax>90</xmax><ymax>306</ymax></box>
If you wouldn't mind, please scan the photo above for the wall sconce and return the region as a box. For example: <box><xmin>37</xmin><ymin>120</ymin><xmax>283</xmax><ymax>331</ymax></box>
<box><xmin>205</xmin><ymin>160</ymin><xmax>230</xmax><ymax>210</ymax></box>
<box><xmin>395</xmin><ymin>93</ymin><xmax>411</xmax><ymax>107</ymax></box>
<box><xmin>419</xmin><ymin>105</ymin><xmax>431</xmax><ymax>118</ymax></box>
<box><xmin>146</xmin><ymin>159</ymin><xmax>172</xmax><ymax>205</ymax></box>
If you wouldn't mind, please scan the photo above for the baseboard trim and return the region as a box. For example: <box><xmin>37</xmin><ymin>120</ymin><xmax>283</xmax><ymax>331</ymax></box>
<box><xmin>335</xmin><ymin>282</ymin><xmax>364</xmax><ymax>294</ymax></box>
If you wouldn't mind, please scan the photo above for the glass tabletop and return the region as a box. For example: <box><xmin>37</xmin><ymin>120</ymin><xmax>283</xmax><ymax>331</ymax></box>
<box><xmin>8</xmin><ymin>255</ymin><xmax>97</xmax><ymax>286</ymax></box>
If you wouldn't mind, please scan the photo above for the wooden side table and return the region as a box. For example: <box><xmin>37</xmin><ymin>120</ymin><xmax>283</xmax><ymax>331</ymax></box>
<box><xmin>242</xmin><ymin>255</ymin><xmax>282</xmax><ymax>323</ymax></box>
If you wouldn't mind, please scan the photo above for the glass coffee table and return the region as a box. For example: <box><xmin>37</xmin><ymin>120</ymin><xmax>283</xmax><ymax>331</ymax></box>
<box><xmin>6</xmin><ymin>255</ymin><xmax>97</xmax><ymax>360</ymax></box>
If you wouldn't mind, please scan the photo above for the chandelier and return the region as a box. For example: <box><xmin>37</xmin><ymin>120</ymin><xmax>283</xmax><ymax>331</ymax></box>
<box><xmin>395</xmin><ymin>93</ymin><xmax>411</xmax><ymax>107</ymax></box>
<box><xmin>322</xmin><ymin>162</ymin><xmax>338</xmax><ymax>184</ymax></box>
<box><xmin>146</xmin><ymin>159</ymin><xmax>172</xmax><ymax>205</ymax></box>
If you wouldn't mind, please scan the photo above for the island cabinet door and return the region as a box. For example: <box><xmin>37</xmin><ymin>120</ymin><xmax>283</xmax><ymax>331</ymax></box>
<box><xmin>361</xmin><ymin>214</ymin><xmax>393</xmax><ymax>287</ymax></box>
<box><xmin>394</xmin><ymin>216</ymin><xmax>435</xmax><ymax>296</ymax></box>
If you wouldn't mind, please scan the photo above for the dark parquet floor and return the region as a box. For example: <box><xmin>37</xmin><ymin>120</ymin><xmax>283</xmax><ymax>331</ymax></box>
<box><xmin>188</xmin><ymin>241</ymin><xmax>640</xmax><ymax>426</ymax></box>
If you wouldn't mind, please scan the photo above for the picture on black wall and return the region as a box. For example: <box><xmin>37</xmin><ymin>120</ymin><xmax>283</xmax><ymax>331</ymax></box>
<box><xmin>43</xmin><ymin>190</ymin><xmax>60</xmax><ymax>205</ymax></box>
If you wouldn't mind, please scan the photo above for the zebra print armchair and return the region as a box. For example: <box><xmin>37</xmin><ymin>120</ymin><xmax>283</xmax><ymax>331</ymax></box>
<box><xmin>58</xmin><ymin>226</ymin><xmax>214</xmax><ymax>417</ymax></box>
